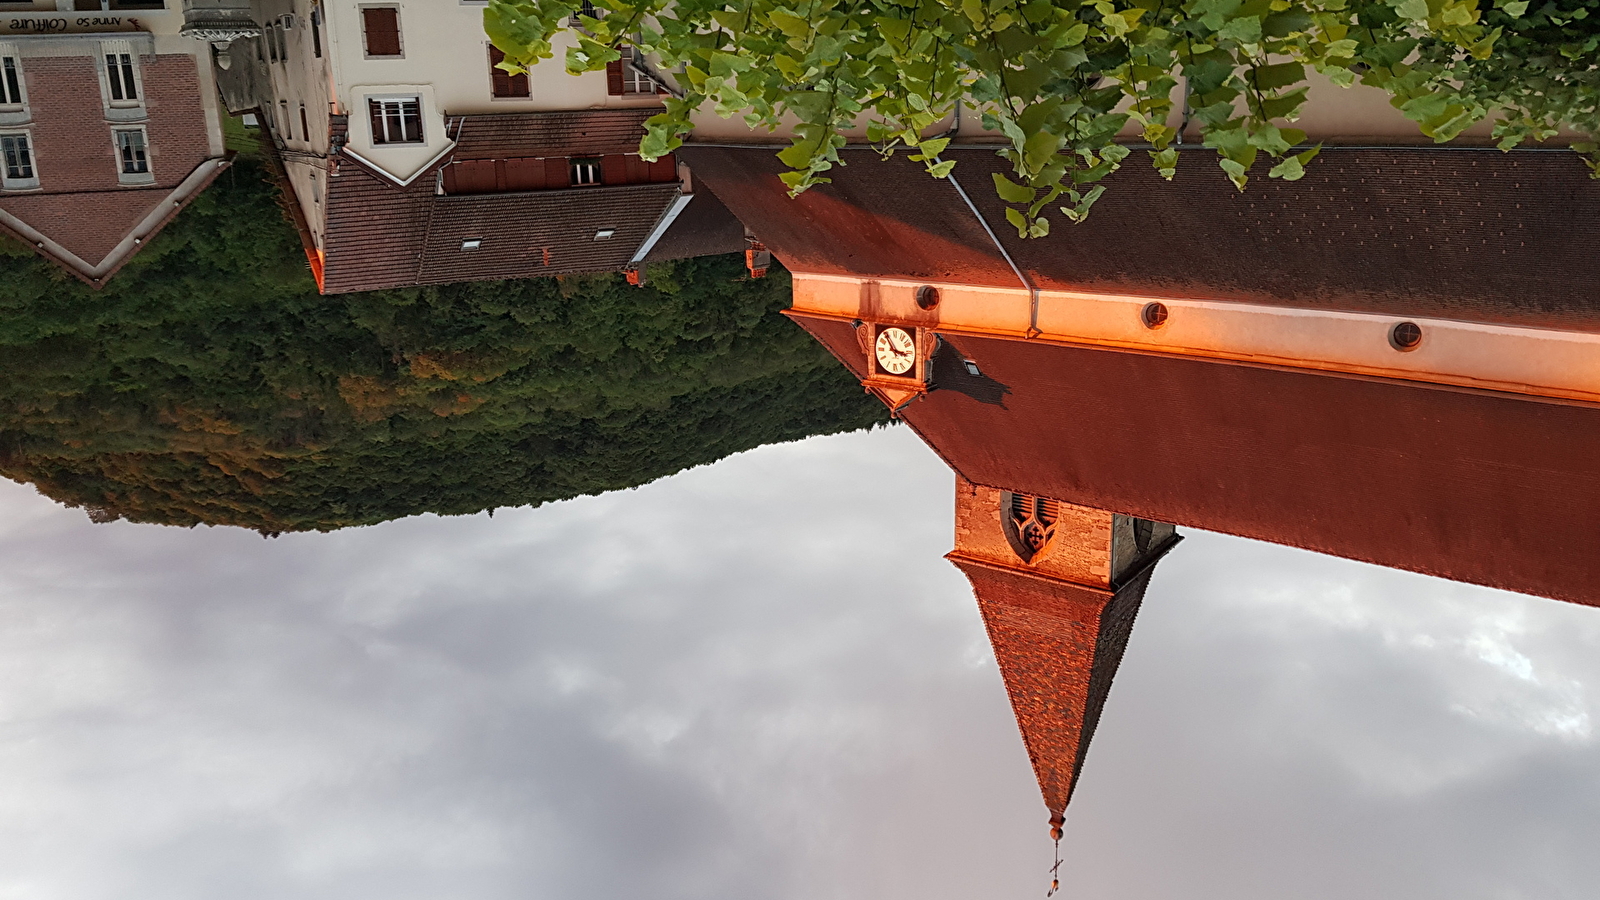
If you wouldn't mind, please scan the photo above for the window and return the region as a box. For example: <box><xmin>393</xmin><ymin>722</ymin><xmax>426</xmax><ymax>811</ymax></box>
<box><xmin>1</xmin><ymin>132</ymin><xmax>37</xmax><ymax>189</ymax></box>
<box><xmin>361</xmin><ymin>7</ymin><xmax>403</xmax><ymax>57</ymax></box>
<box><xmin>488</xmin><ymin>45</ymin><xmax>529</xmax><ymax>99</ymax></box>
<box><xmin>368</xmin><ymin>97</ymin><xmax>422</xmax><ymax>144</ymax></box>
<box><xmin>279</xmin><ymin>99</ymin><xmax>289</xmax><ymax>137</ymax></box>
<box><xmin>607</xmin><ymin>46</ymin><xmax>659</xmax><ymax>95</ymax></box>
<box><xmin>311</xmin><ymin>6</ymin><xmax>322</xmax><ymax>58</ymax></box>
<box><xmin>570</xmin><ymin>157</ymin><xmax>601</xmax><ymax>186</ymax></box>
<box><xmin>299</xmin><ymin>104</ymin><xmax>309</xmax><ymax>143</ymax></box>
<box><xmin>0</xmin><ymin>55</ymin><xmax>23</xmax><ymax>108</ymax></box>
<box><xmin>115</xmin><ymin>129</ymin><xmax>149</xmax><ymax>178</ymax></box>
<box><xmin>105</xmin><ymin>50</ymin><xmax>138</xmax><ymax>103</ymax></box>
<box><xmin>568</xmin><ymin>0</ymin><xmax>598</xmax><ymax>28</ymax></box>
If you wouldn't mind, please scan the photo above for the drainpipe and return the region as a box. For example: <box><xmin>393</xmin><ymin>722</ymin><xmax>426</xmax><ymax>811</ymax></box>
<box><xmin>943</xmin><ymin>165</ymin><xmax>1041</xmax><ymax>338</ymax></box>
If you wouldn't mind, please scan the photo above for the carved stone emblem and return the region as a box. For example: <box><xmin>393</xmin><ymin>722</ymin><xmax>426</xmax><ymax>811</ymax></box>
<box><xmin>1002</xmin><ymin>492</ymin><xmax>1060</xmax><ymax>563</ymax></box>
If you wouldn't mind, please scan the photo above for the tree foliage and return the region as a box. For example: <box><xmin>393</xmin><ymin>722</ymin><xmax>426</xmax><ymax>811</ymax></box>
<box><xmin>487</xmin><ymin>0</ymin><xmax>1600</xmax><ymax>234</ymax></box>
<box><xmin>0</xmin><ymin>159</ymin><xmax>887</xmax><ymax>533</ymax></box>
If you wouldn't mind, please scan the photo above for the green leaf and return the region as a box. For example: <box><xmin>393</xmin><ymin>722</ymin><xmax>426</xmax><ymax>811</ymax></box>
<box><xmin>1501</xmin><ymin>0</ymin><xmax>1528</xmax><ymax>14</ymax></box>
<box><xmin>992</xmin><ymin>172</ymin><xmax>1038</xmax><ymax>203</ymax></box>
<box><xmin>1394</xmin><ymin>0</ymin><xmax>1430</xmax><ymax>21</ymax></box>
<box><xmin>1219</xmin><ymin>157</ymin><xmax>1250</xmax><ymax>190</ymax></box>
<box><xmin>771</xmin><ymin>11</ymin><xmax>812</xmax><ymax>38</ymax></box>
<box><xmin>1005</xmin><ymin>206</ymin><xmax>1030</xmax><ymax>236</ymax></box>
<box><xmin>1251</xmin><ymin>62</ymin><xmax>1305</xmax><ymax>92</ymax></box>
<box><xmin>777</xmin><ymin>141</ymin><xmax>817</xmax><ymax>168</ymax></box>
<box><xmin>1267</xmin><ymin>155</ymin><xmax>1305</xmax><ymax>180</ymax></box>
<box><xmin>1217</xmin><ymin>15</ymin><xmax>1262</xmax><ymax>44</ymax></box>
<box><xmin>1151</xmin><ymin>147</ymin><xmax>1179</xmax><ymax>179</ymax></box>
<box><xmin>1022</xmin><ymin>131</ymin><xmax>1060</xmax><ymax>172</ymax></box>
<box><xmin>1262</xmin><ymin>8</ymin><xmax>1313</xmax><ymax>36</ymax></box>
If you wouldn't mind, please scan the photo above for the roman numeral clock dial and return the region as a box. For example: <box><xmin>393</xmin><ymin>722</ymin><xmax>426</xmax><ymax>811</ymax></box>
<box><xmin>874</xmin><ymin>327</ymin><xmax>916</xmax><ymax>375</ymax></box>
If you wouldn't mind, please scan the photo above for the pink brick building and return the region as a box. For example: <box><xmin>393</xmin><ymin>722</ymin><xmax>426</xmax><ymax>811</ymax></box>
<box><xmin>0</xmin><ymin>19</ymin><xmax>229</xmax><ymax>286</ymax></box>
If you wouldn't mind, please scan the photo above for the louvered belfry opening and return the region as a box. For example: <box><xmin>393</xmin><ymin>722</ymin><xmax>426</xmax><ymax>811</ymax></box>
<box><xmin>1004</xmin><ymin>493</ymin><xmax>1060</xmax><ymax>562</ymax></box>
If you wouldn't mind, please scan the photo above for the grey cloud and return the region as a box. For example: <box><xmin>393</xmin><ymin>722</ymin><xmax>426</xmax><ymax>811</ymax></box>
<box><xmin>0</xmin><ymin>427</ymin><xmax>1595</xmax><ymax>900</ymax></box>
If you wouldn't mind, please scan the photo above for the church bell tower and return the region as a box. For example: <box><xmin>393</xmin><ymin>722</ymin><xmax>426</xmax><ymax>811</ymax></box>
<box><xmin>945</xmin><ymin>477</ymin><xmax>1179</xmax><ymax>833</ymax></box>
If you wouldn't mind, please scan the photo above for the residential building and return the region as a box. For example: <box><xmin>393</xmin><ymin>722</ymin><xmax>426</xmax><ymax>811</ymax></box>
<box><xmin>221</xmin><ymin>0</ymin><xmax>740</xmax><ymax>293</ymax></box>
<box><xmin>0</xmin><ymin>1</ymin><xmax>236</xmax><ymax>285</ymax></box>
<box><xmin>683</xmin><ymin>143</ymin><xmax>1600</xmax><ymax>835</ymax></box>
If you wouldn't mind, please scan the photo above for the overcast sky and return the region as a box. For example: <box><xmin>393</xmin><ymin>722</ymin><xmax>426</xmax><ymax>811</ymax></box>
<box><xmin>0</xmin><ymin>425</ymin><xmax>1595</xmax><ymax>900</ymax></box>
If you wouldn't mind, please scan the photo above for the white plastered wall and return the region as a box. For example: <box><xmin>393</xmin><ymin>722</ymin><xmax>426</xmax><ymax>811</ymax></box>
<box><xmin>247</xmin><ymin>0</ymin><xmax>335</xmax><ymax>249</ymax></box>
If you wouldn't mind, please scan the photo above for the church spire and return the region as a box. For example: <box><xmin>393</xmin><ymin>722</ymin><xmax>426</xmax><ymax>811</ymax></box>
<box><xmin>944</xmin><ymin>478</ymin><xmax>1178</xmax><ymax>829</ymax></box>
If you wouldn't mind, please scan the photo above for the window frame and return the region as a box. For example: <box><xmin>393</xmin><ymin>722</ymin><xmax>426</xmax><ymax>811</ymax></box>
<box><xmin>367</xmin><ymin>95</ymin><xmax>424</xmax><ymax>145</ymax></box>
<box><xmin>360</xmin><ymin>5</ymin><xmax>404</xmax><ymax>59</ymax></box>
<box><xmin>570</xmin><ymin>157</ymin><xmax>602</xmax><ymax>186</ymax></box>
<box><xmin>617</xmin><ymin>46</ymin><xmax>657</xmax><ymax>95</ymax></box>
<box><xmin>98</xmin><ymin>41</ymin><xmax>145</xmax><ymax>113</ymax></box>
<box><xmin>0</xmin><ymin>50</ymin><xmax>27</xmax><ymax>112</ymax></box>
<box><xmin>0</xmin><ymin>130</ymin><xmax>39</xmax><ymax>191</ymax></box>
<box><xmin>488</xmin><ymin>44</ymin><xmax>530</xmax><ymax>99</ymax></box>
<box><xmin>113</xmin><ymin>126</ymin><xmax>154</xmax><ymax>184</ymax></box>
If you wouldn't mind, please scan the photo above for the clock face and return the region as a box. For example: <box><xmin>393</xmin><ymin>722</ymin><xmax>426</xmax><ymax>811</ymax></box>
<box><xmin>875</xmin><ymin>327</ymin><xmax>916</xmax><ymax>375</ymax></box>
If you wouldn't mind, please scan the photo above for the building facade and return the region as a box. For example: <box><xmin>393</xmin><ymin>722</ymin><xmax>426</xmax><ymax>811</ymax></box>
<box><xmin>220</xmin><ymin>0</ymin><xmax>739</xmax><ymax>293</ymax></box>
<box><xmin>0</xmin><ymin>2</ymin><xmax>229</xmax><ymax>284</ymax></box>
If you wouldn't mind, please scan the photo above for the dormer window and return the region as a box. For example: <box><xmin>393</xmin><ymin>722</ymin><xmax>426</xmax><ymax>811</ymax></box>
<box><xmin>368</xmin><ymin>97</ymin><xmax>422</xmax><ymax>144</ymax></box>
<box><xmin>570</xmin><ymin>158</ymin><xmax>601</xmax><ymax>185</ymax></box>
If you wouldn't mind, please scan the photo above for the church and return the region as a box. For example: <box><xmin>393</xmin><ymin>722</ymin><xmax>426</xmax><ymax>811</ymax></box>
<box><xmin>681</xmin><ymin>143</ymin><xmax>1600</xmax><ymax>836</ymax></box>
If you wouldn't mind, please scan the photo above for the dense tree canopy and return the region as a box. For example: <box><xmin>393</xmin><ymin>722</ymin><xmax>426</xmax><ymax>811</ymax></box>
<box><xmin>487</xmin><ymin>0</ymin><xmax>1599</xmax><ymax>234</ymax></box>
<box><xmin>0</xmin><ymin>159</ymin><xmax>886</xmax><ymax>533</ymax></box>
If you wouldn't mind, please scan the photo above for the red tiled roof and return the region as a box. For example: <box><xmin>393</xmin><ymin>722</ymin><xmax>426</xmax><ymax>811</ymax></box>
<box><xmin>951</xmin><ymin>557</ymin><xmax>1157</xmax><ymax>817</ymax></box>
<box><xmin>320</xmin><ymin>110</ymin><xmax>694</xmax><ymax>294</ymax></box>
<box><xmin>684</xmin><ymin>145</ymin><xmax>1600</xmax><ymax>331</ymax></box>
<box><xmin>0</xmin><ymin>189</ymin><xmax>170</xmax><ymax>267</ymax></box>
<box><xmin>418</xmin><ymin>184</ymin><xmax>683</xmax><ymax>284</ymax></box>
<box><xmin>321</xmin><ymin>155</ymin><xmax>682</xmax><ymax>293</ymax></box>
<box><xmin>795</xmin><ymin>317</ymin><xmax>1600</xmax><ymax>607</ymax></box>
<box><xmin>642</xmin><ymin>185</ymin><xmax>746</xmax><ymax>264</ymax></box>
<box><xmin>451</xmin><ymin>108</ymin><xmax>662</xmax><ymax>160</ymax></box>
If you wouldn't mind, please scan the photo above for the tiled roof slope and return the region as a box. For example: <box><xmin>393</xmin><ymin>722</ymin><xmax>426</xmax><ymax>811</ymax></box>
<box><xmin>452</xmin><ymin>108</ymin><xmax>662</xmax><ymax>160</ymax></box>
<box><xmin>643</xmin><ymin>185</ymin><xmax>746</xmax><ymax>264</ymax></box>
<box><xmin>321</xmin><ymin>157</ymin><xmax>682</xmax><ymax>293</ymax></box>
<box><xmin>951</xmin><ymin>559</ymin><xmax>1156</xmax><ymax>818</ymax></box>
<box><xmin>321</xmin><ymin>159</ymin><xmax>435</xmax><ymax>294</ymax></box>
<box><xmin>684</xmin><ymin>145</ymin><xmax>1600</xmax><ymax>331</ymax></box>
<box><xmin>793</xmin><ymin>316</ymin><xmax>1600</xmax><ymax>608</ymax></box>
<box><xmin>0</xmin><ymin>190</ymin><xmax>171</xmax><ymax>267</ymax></box>
<box><xmin>418</xmin><ymin>184</ymin><xmax>682</xmax><ymax>284</ymax></box>
<box><xmin>680</xmin><ymin>144</ymin><xmax>1011</xmax><ymax>286</ymax></box>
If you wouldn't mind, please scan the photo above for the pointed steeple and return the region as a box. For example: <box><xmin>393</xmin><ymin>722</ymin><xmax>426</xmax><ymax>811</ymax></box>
<box><xmin>945</xmin><ymin>478</ymin><xmax>1178</xmax><ymax>826</ymax></box>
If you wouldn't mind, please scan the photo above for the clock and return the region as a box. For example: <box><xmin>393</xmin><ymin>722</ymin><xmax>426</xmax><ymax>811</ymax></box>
<box><xmin>875</xmin><ymin>327</ymin><xmax>916</xmax><ymax>375</ymax></box>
